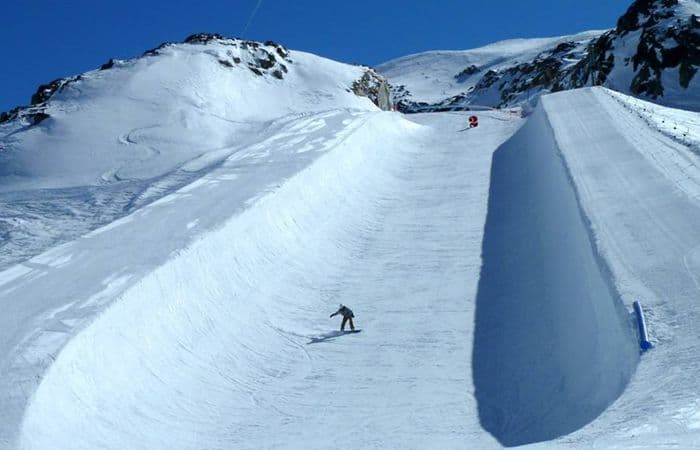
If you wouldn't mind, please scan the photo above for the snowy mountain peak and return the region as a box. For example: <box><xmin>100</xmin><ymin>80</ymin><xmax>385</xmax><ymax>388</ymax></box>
<box><xmin>0</xmin><ymin>34</ymin><xmax>391</xmax><ymax>128</ymax></box>
<box><xmin>379</xmin><ymin>0</ymin><xmax>699</xmax><ymax>111</ymax></box>
<box><xmin>142</xmin><ymin>33</ymin><xmax>292</xmax><ymax>78</ymax></box>
<box><xmin>0</xmin><ymin>33</ymin><xmax>393</xmax><ymax>269</ymax></box>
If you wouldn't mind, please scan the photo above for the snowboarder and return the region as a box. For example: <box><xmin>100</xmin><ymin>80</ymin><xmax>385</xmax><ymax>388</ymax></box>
<box><xmin>330</xmin><ymin>304</ymin><xmax>355</xmax><ymax>331</ymax></box>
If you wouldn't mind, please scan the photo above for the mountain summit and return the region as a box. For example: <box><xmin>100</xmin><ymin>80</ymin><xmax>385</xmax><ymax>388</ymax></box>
<box><xmin>379</xmin><ymin>0</ymin><xmax>699</xmax><ymax>111</ymax></box>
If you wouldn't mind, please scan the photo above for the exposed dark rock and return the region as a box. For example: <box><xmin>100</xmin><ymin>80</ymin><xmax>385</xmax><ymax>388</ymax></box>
<box><xmin>31</xmin><ymin>76</ymin><xmax>81</xmax><ymax>106</ymax></box>
<box><xmin>352</xmin><ymin>69</ymin><xmax>393</xmax><ymax>110</ymax></box>
<box><xmin>272</xmin><ymin>70</ymin><xmax>284</xmax><ymax>80</ymax></box>
<box><xmin>0</xmin><ymin>105</ymin><xmax>50</xmax><ymax>126</ymax></box>
<box><xmin>184</xmin><ymin>33</ymin><xmax>224</xmax><ymax>44</ymax></box>
<box><xmin>275</xmin><ymin>46</ymin><xmax>289</xmax><ymax>59</ymax></box>
<box><xmin>500</xmin><ymin>56</ymin><xmax>565</xmax><ymax>104</ymax></box>
<box><xmin>388</xmin><ymin>84</ymin><xmax>412</xmax><ymax>107</ymax></box>
<box><xmin>552</xmin><ymin>42</ymin><xmax>577</xmax><ymax>54</ymax></box>
<box><xmin>674</xmin><ymin>15</ymin><xmax>700</xmax><ymax>87</ymax></box>
<box><xmin>569</xmin><ymin>33</ymin><xmax>615</xmax><ymax>87</ymax></box>
<box><xmin>248</xmin><ymin>66</ymin><xmax>263</xmax><ymax>76</ymax></box>
<box><xmin>30</xmin><ymin>112</ymin><xmax>50</xmax><ymax>124</ymax></box>
<box><xmin>142</xmin><ymin>42</ymin><xmax>171</xmax><ymax>57</ymax></box>
<box><xmin>617</xmin><ymin>0</ymin><xmax>678</xmax><ymax>34</ymax></box>
<box><xmin>218</xmin><ymin>59</ymin><xmax>234</xmax><ymax>68</ymax></box>
<box><xmin>257</xmin><ymin>50</ymin><xmax>277</xmax><ymax>69</ymax></box>
<box><xmin>233</xmin><ymin>56</ymin><xmax>241</xmax><ymax>64</ymax></box>
<box><xmin>31</xmin><ymin>80</ymin><xmax>63</xmax><ymax>105</ymax></box>
<box><xmin>0</xmin><ymin>108</ymin><xmax>17</xmax><ymax>124</ymax></box>
<box><xmin>454</xmin><ymin>65</ymin><xmax>481</xmax><ymax>81</ymax></box>
<box><xmin>100</xmin><ymin>59</ymin><xmax>116</xmax><ymax>70</ymax></box>
<box><xmin>625</xmin><ymin>9</ymin><xmax>699</xmax><ymax>98</ymax></box>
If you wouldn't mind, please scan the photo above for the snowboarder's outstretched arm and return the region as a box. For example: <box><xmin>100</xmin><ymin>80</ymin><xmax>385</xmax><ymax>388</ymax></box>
<box><xmin>330</xmin><ymin>305</ymin><xmax>345</xmax><ymax>318</ymax></box>
<box><xmin>330</xmin><ymin>304</ymin><xmax>353</xmax><ymax>319</ymax></box>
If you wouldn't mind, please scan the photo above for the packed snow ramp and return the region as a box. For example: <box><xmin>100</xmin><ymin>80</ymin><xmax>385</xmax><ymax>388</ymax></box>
<box><xmin>473</xmin><ymin>95</ymin><xmax>639</xmax><ymax>446</ymax></box>
<box><xmin>543</xmin><ymin>88</ymin><xmax>700</xmax><ymax>448</ymax></box>
<box><xmin>7</xmin><ymin>111</ymin><xmax>521</xmax><ymax>449</ymax></box>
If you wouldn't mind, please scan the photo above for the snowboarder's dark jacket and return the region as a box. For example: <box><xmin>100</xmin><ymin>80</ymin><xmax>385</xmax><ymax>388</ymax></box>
<box><xmin>330</xmin><ymin>305</ymin><xmax>354</xmax><ymax>319</ymax></box>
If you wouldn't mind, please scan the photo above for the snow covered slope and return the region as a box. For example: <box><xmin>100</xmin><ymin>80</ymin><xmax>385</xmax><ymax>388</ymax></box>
<box><xmin>0</xmin><ymin>35</ymin><xmax>385</xmax><ymax>270</ymax></box>
<box><xmin>473</xmin><ymin>98</ymin><xmax>639</xmax><ymax>447</ymax></box>
<box><xmin>475</xmin><ymin>86</ymin><xmax>700</xmax><ymax>448</ymax></box>
<box><xmin>379</xmin><ymin>0</ymin><xmax>700</xmax><ymax>111</ymax></box>
<box><xmin>1</xmin><ymin>104</ymin><xmax>523</xmax><ymax>448</ymax></box>
<box><xmin>541</xmin><ymin>87</ymin><xmax>700</xmax><ymax>448</ymax></box>
<box><xmin>377</xmin><ymin>31</ymin><xmax>602</xmax><ymax>105</ymax></box>
<box><xmin>3</xmin><ymin>20</ymin><xmax>700</xmax><ymax>450</ymax></box>
<box><xmin>7</xmin><ymin>80</ymin><xmax>700</xmax><ymax>449</ymax></box>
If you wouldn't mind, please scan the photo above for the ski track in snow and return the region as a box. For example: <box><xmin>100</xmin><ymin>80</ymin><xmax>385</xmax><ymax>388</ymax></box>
<box><xmin>473</xmin><ymin>101</ymin><xmax>638</xmax><ymax>447</ymax></box>
<box><xmin>0</xmin><ymin>108</ymin><xmax>378</xmax><ymax>448</ymax></box>
<box><xmin>541</xmin><ymin>88</ymin><xmax>700</xmax><ymax>449</ymax></box>
<box><xmin>2</xmin><ymin>84</ymin><xmax>700</xmax><ymax>449</ymax></box>
<box><xmin>0</xmin><ymin>110</ymin><xmax>350</xmax><ymax>271</ymax></box>
<box><xmin>9</xmin><ymin>111</ymin><xmax>521</xmax><ymax>450</ymax></box>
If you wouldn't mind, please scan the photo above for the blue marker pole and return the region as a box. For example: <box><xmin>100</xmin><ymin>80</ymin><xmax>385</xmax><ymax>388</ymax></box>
<box><xmin>633</xmin><ymin>301</ymin><xmax>652</xmax><ymax>351</ymax></box>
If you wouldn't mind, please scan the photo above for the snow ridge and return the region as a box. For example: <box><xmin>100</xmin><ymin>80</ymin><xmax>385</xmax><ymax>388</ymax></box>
<box><xmin>474</xmin><ymin>100</ymin><xmax>638</xmax><ymax>447</ymax></box>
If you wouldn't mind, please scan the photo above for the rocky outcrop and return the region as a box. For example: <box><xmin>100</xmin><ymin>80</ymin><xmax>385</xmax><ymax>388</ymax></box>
<box><xmin>149</xmin><ymin>34</ymin><xmax>293</xmax><ymax>80</ymax></box>
<box><xmin>569</xmin><ymin>0</ymin><xmax>698</xmax><ymax>100</ymax></box>
<box><xmin>454</xmin><ymin>65</ymin><xmax>481</xmax><ymax>82</ymax></box>
<box><xmin>396</xmin><ymin>0</ymin><xmax>699</xmax><ymax>112</ymax></box>
<box><xmin>0</xmin><ymin>75</ymin><xmax>83</xmax><ymax>125</ymax></box>
<box><xmin>351</xmin><ymin>69</ymin><xmax>393</xmax><ymax>110</ymax></box>
<box><xmin>626</xmin><ymin>7</ymin><xmax>699</xmax><ymax>96</ymax></box>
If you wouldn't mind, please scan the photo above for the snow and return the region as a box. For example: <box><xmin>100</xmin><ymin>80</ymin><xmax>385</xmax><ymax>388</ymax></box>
<box><xmin>377</xmin><ymin>31</ymin><xmax>603</xmax><ymax>104</ymax></box>
<box><xmin>473</xmin><ymin>102</ymin><xmax>638</xmax><ymax>446</ymax></box>
<box><xmin>2</xmin><ymin>107</ymin><xmax>521</xmax><ymax>449</ymax></box>
<box><xmin>0</xmin><ymin>40</ymin><xmax>376</xmax><ymax>269</ymax></box>
<box><xmin>3</xmin><ymin>32</ymin><xmax>700</xmax><ymax>450</ymax></box>
<box><xmin>540</xmin><ymin>87</ymin><xmax>700</xmax><ymax>448</ymax></box>
<box><xmin>603</xmin><ymin>1</ymin><xmax>700</xmax><ymax>112</ymax></box>
<box><xmin>379</xmin><ymin>4</ymin><xmax>700</xmax><ymax>112</ymax></box>
<box><xmin>605</xmin><ymin>88</ymin><xmax>700</xmax><ymax>158</ymax></box>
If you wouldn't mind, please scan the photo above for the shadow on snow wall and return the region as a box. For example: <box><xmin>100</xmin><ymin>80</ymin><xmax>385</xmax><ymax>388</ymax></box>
<box><xmin>472</xmin><ymin>104</ymin><xmax>639</xmax><ymax>447</ymax></box>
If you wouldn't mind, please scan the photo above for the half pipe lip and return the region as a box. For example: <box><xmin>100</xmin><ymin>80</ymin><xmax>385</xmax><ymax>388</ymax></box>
<box><xmin>472</xmin><ymin>97</ymin><xmax>639</xmax><ymax>447</ymax></box>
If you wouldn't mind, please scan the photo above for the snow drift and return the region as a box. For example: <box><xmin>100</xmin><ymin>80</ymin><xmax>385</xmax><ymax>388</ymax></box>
<box><xmin>472</xmin><ymin>99</ymin><xmax>639</xmax><ymax>446</ymax></box>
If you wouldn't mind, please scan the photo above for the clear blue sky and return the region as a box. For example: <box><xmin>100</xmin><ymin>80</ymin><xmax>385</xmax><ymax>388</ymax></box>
<box><xmin>1</xmin><ymin>0</ymin><xmax>630</xmax><ymax>112</ymax></box>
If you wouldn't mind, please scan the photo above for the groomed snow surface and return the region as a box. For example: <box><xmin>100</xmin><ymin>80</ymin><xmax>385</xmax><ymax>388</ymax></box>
<box><xmin>2</xmin><ymin>85</ymin><xmax>700</xmax><ymax>449</ymax></box>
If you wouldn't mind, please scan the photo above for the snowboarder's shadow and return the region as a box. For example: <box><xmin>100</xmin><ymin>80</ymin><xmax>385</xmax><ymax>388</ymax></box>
<box><xmin>306</xmin><ymin>330</ymin><xmax>348</xmax><ymax>344</ymax></box>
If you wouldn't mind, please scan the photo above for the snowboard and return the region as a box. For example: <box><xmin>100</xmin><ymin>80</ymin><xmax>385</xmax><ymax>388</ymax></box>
<box><xmin>343</xmin><ymin>329</ymin><xmax>362</xmax><ymax>334</ymax></box>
